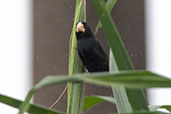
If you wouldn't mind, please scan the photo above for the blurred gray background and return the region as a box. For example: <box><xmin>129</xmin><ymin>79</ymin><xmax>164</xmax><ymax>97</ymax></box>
<box><xmin>34</xmin><ymin>0</ymin><xmax>145</xmax><ymax>113</ymax></box>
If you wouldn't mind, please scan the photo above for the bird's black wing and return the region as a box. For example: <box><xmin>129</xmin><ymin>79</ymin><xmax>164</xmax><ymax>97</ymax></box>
<box><xmin>83</xmin><ymin>39</ymin><xmax>109</xmax><ymax>72</ymax></box>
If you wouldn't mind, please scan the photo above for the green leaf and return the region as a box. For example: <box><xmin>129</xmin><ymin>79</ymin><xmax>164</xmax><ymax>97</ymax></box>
<box><xmin>91</xmin><ymin>0</ymin><xmax>133</xmax><ymax>70</ymax></box>
<box><xmin>91</xmin><ymin>0</ymin><xmax>149</xmax><ymax>112</ymax></box>
<box><xmin>19</xmin><ymin>70</ymin><xmax>171</xmax><ymax>114</ymax></box>
<box><xmin>160</xmin><ymin>105</ymin><xmax>171</xmax><ymax>112</ymax></box>
<box><xmin>0</xmin><ymin>94</ymin><xmax>64</xmax><ymax>114</ymax></box>
<box><xmin>35</xmin><ymin>71</ymin><xmax>171</xmax><ymax>89</ymax></box>
<box><xmin>76</xmin><ymin>71</ymin><xmax>171</xmax><ymax>88</ymax></box>
<box><xmin>149</xmin><ymin>105</ymin><xmax>171</xmax><ymax>112</ymax></box>
<box><xmin>83</xmin><ymin>95</ymin><xmax>115</xmax><ymax>111</ymax></box>
<box><xmin>95</xmin><ymin>0</ymin><xmax>117</xmax><ymax>34</ymax></box>
<box><xmin>110</xmin><ymin>49</ymin><xmax>132</xmax><ymax>113</ymax></box>
<box><xmin>105</xmin><ymin>0</ymin><xmax>117</xmax><ymax>12</ymax></box>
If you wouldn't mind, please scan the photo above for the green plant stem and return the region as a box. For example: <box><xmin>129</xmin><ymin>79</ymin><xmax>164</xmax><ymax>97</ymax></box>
<box><xmin>67</xmin><ymin>0</ymin><xmax>86</xmax><ymax>114</ymax></box>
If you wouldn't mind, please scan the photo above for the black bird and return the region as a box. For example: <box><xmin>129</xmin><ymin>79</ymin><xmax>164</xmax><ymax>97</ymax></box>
<box><xmin>76</xmin><ymin>22</ymin><xmax>109</xmax><ymax>72</ymax></box>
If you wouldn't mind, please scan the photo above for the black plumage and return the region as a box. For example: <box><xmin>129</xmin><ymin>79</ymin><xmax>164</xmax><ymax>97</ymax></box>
<box><xmin>76</xmin><ymin>22</ymin><xmax>109</xmax><ymax>72</ymax></box>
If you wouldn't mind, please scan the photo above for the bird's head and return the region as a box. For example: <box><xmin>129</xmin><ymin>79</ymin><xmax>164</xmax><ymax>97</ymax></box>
<box><xmin>76</xmin><ymin>22</ymin><xmax>94</xmax><ymax>39</ymax></box>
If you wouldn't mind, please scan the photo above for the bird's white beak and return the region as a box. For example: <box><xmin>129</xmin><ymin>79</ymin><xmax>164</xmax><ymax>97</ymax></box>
<box><xmin>76</xmin><ymin>22</ymin><xmax>85</xmax><ymax>32</ymax></box>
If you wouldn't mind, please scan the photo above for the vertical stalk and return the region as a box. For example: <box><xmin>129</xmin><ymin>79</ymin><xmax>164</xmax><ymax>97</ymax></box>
<box><xmin>67</xmin><ymin>0</ymin><xmax>86</xmax><ymax>114</ymax></box>
<box><xmin>109</xmin><ymin>50</ymin><xmax>132</xmax><ymax>113</ymax></box>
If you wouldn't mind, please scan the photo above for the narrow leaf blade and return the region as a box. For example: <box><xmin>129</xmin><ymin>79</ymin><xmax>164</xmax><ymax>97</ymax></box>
<box><xmin>83</xmin><ymin>95</ymin><xmax>115</xmax><ymax>111</ymax></box>
<box><xmin>0</xmin><ymin>94</ymin><xmax>64</xmax><ymax>114</ymax></box>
